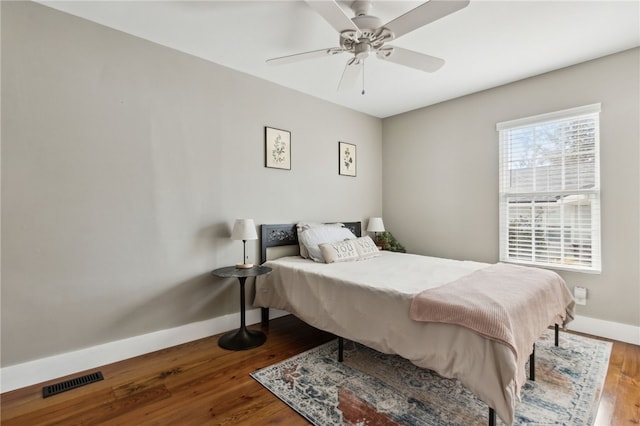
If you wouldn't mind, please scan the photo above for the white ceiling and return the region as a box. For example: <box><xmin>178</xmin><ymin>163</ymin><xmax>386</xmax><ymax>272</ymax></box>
<box><xmin>38</xmin><ymin>1</ymin><xmax>640</xmax><ymax>118</ymax></box>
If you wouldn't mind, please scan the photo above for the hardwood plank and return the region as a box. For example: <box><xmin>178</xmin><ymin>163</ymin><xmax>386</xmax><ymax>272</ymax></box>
<box><xmin>612</xmin><ymin>342</ymin><xmax>640</xmax><ymax>425</ymax></box>
<box><xmin>621</xmin><ymin>341</ymin><xmax>640</xmax><ymax>381</ymax></box>
<box><xmin>1</xmin><ymin>388</ymin><xmax>117</xmax><ymax>426</ymax></box>
<box><xmin>1</xmin><ymin>315</ymin><xmax>636</xmax><ymax>425</ymax></box>
<box><xmin>62</xmin><ymin>384</ymin><xmax>172</xmax><ymax>425</ymax></box>
<box><xmin>595</xmin><ymin>340</ymin><xmax>625</xmax><ymax>425</ymax></box>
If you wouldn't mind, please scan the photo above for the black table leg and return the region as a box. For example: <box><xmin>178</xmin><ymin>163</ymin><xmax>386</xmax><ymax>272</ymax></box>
<box><xmin>218</xmin><ymin>277</ymin><xmax>266</xmax><ymax>350</ymax></box>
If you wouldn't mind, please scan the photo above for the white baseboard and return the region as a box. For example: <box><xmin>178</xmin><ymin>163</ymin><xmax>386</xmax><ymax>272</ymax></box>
<box><xmin>0</xmin><ymin>307</ymin><xmax>288</xmax><ymax>393</ymax></box>
<box><xmin>1</xmin><ymin>312</ymin><xmax>637</xmax><ymax>393</ymax></box>
<box><xmin>566</xmin><ymin>315</ymin><xmax>640</xmax><ymax>345</ymax></box>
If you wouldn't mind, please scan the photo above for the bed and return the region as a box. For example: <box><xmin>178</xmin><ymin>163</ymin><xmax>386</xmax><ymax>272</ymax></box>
<box><xmin>254</xmin><ymin>222</ymin><xmax>575</xmax><ymax>426</ymax></box>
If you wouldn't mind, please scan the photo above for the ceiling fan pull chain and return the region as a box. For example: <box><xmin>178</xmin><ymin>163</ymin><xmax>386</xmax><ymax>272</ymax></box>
<box><xmin>362</xmin><ymin>60</ymin><xmax>366</xmax><ymax>95</ymax></box>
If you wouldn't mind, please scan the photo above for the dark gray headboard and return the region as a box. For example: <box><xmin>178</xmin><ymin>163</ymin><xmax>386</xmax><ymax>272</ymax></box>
<box><xmin>260</xmin><ymin>222</ymin><xmax>362</xmax><ymax>264</ymax></box>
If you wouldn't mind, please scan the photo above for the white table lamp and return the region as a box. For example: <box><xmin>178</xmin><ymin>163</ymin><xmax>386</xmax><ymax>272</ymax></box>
<box><xmin>231</xmin><ymin>219</ymin><xmax>258</xmax><ymax>269</ymax></box>
<box><xmin>367</xmin><ymin>217</ymin><xmax>385</xmax><ymax>246</ymax></box>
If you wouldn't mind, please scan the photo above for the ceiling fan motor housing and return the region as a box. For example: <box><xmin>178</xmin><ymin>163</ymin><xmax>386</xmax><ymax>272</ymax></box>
<box><xmin>340</xmin><ymin>7</ymin><xmax>394</xmax><ymax>56</ymax></box>
<box><xmin>352</xmin><ymin>15</ymin><xmax>382</xmax><ymax>34</ymax></box>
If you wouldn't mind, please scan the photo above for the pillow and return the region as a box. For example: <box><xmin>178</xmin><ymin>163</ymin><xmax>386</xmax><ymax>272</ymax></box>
<box><xmin>353</xmin><ymin>236</ymin><xmax>381</xmax><ymax>259</ymax></box>
<box><xmin>299</xmin><ymin>226</ymin><xmax>357</xmax><ymax>262</ymax></box>
<box><xmin>296</xmin><ymin>222</ymin><xmax>344</xmax><ymax>259</ymax></box>
<box><xmin>319</xmin><ymin>240</ymin><xmax>359</xmax><ymax>263</ymax></box>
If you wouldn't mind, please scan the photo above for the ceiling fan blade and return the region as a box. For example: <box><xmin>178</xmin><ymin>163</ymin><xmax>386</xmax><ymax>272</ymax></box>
<box><xmin>305</xmin><ymin>0</ymin><xmax>361</xmax><ymax>40</ymax></box>
<box><xmin>266</xmin><ymin>47</ymin><xmax>344</xmax><ymax>66</ymax></box>
<box><xmin>382</xmin><ymin>0</ymin><xmax>470</xmax><ymax>40</ymax></box>
<box><xmin>377</xmin><ymin>46</ymin><xmax>445</xmax><ymax>73</ymax></box>
<box><xmin>337</xmin><ymin>59</ymin><xmax>362</xmax><ymax>91</ymax></box>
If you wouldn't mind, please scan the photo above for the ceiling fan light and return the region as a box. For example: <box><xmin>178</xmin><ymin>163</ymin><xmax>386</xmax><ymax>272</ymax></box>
<box><xmin>354</xmin><ymin>42</ymin><xmax>371</xmax><ymax>59</ymax></box>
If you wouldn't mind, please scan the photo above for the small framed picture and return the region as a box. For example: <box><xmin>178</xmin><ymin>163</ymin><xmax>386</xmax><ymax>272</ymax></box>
<box><xmin>338</xmin><ymin>142</ymin><xmax>356</xmax><ymax>177</ymax></box>
<box><xmin>265</xmin><ymin>126</ymin><xmax>291</xmax><ymax>170</ymax></box>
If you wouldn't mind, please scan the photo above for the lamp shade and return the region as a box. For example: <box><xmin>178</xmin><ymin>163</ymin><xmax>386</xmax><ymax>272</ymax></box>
<box><xmin>231</xmin><ymin>219</ymin><xmax>258</xmax><ymax>241</ymax></box>
<box><xmin>367</xmin><ymin>217</ymin><xmax>385</xmax><ymax>233</ymax></box>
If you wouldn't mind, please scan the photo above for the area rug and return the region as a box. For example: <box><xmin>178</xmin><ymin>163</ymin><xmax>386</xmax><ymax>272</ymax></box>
<box><xmin>251</xmin><ymin>329</ymin><xmax>611</xmax><ymax>425</ymax></box>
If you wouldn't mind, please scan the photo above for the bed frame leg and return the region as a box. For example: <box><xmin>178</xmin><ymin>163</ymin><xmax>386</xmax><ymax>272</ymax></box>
<box><xmin>529</xmin><ymin>343</ymin><xmax>535</xmax><ymax>381</ymax></box>
<box><xmin>555</xmin><ymin>323</ymin><xmax>559</xmax><ymax>346</ymax></box>
<box><xmin>261</xmin><ymin>307</ymin><xmax>270</xmax><ymax>328</ymax></box>
<box><xmin>338</xmin><ymin>337</ymin><xmax>344</xmax><ymax>362</ymax></box>
<box><xmin>488</xmin><ymin>407</ymin><xmax>496</xmax><ymax>426</ymax></box>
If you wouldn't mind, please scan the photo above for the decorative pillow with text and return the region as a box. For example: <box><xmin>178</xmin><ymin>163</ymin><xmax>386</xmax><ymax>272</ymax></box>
<box><xmin>354</xmin><ymin>236</ymin><xmax>381</xmax><ymax>259</ymax></box>
<box><xmin>319</xmin><ymin>240</ymin><xmax>359</xmax><ymax>263</ymax></box>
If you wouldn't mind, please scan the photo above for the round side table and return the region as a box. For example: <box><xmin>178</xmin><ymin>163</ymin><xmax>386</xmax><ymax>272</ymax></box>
<box><xmin>211</xmin><ymin>265</ymin><xmax>272</xmax><ymax>350</ymax></box>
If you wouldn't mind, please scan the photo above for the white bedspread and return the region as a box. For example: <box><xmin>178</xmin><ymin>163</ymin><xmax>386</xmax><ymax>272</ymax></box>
<box><xmin>255</xmin><ymin>251</ymin><xmax>535</xmax><ymax>424</ymax></box>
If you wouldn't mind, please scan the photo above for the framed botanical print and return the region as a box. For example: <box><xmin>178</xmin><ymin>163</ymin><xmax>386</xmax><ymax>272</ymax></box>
<box><xmin>265</xmin><ymin>126</ymin><xmax>291</xmax><ymax>170</ymax></box>
<box><xmin>338</xmin><ymin>142</ymin><xmax>356</xmax><ymax>177</ymax></box>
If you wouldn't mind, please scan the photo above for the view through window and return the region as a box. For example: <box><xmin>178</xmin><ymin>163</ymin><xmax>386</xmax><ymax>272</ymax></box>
<box><xmin>497</xmin><ymin>104</ymin><xmax>601</xmax><ymax>273</ymax></box>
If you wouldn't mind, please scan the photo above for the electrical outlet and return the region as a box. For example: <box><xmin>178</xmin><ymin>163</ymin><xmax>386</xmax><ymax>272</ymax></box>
<box><xmin>574</xmin><ymin>286</ymin><xmax>587</xmax><ymax>305</ymax></box>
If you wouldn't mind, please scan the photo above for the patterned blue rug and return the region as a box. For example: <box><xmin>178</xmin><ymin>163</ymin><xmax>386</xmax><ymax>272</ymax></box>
<box><xmin>251</xmin><ymin>329</ymin><xmax>611</xmax><ymax>425</ymax></box>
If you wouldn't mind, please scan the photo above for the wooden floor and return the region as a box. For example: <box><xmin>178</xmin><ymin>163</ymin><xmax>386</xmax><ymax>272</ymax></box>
<box><xmin>1</xmin><ymin>315</ymin><xmax>639</xmax><ymax>425</ymax></box>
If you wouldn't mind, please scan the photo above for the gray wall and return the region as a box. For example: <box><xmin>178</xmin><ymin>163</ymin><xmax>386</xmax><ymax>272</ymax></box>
<box><xmin>3</xmin><ymin>1</ymin><xmax>637</xmax><ymax>370</ymax></box>
<box><xmin>1</xmin><ymin>2</ymin><xmax>382</xmax><ymax>366</ymax></box>
<box><xmin>382</xmin><ymin>48</ymin><xmax>640</xmax><ymax>328</ymax></box>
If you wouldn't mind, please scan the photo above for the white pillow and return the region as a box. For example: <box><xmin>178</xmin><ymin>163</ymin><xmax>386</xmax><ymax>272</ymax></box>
<box><xmin>319</xmin><ymin>240</ymin><xmax>359</xmax><ymax>263</ymax></box>
<box><xmin>300</xmin><ymin>226</ymin><xmax>357</xmax><ymax>262</ymax></box>
<box><xmin>353</xmin><ymin>236</ymin><xmax>381</xmax><ymax>259</ymax></box>
<box><xmin>296</xmin><ymin>222</ymin><xmax>344</xmax><ymax>259</ymax></box>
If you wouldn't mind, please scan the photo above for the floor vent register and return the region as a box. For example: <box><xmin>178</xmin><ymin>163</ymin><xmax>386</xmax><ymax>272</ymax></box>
<box><xmin>42</xmin><ymin>371</ymin><xmax>104</xmax><ymax>398</ymax></box>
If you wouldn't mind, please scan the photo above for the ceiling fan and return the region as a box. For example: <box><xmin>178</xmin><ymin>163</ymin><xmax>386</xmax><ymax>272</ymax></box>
<box><xmin>266</xmin><ymin>0</ymin><xmax>470</xmax><ymax>94</ymax></box>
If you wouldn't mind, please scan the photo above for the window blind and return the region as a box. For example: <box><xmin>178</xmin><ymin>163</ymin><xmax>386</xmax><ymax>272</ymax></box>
<box><xmin>497</xmin><ymin>104</ymin><xmax>601</xmax><ymax>273</ymax></box>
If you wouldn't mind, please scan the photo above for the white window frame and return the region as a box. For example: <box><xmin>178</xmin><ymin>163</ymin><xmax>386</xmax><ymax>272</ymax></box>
<box><xmin>497</xmin><ymin>103</ymin><xmax>601</xmax><ymax>273</ymax></box>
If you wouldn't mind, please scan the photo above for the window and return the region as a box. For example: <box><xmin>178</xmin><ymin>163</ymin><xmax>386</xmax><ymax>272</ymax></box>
<box><xmin>497</xmin><ymin>104</ymin><xmax>601</xmax><ymax>273</ymax></box>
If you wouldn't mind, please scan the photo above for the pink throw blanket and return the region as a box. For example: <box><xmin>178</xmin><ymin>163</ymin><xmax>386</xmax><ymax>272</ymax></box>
<box><xmin>409</xmin><ymin>262</ymin><xmax>575</xmax><ymax>394</ymax></box>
